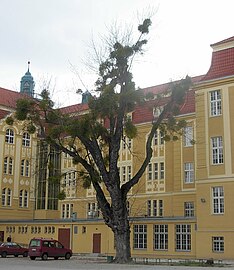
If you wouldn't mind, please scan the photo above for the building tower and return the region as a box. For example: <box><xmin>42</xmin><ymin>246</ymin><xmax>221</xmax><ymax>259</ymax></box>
<box><xmin>20</xmin><ymin>61</ymin><xmax>35</xmax><ymax>97</ymax></box>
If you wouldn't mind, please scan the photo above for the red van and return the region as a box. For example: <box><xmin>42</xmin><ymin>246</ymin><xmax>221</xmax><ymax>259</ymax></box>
<box><xmin>28</xmin><ymin>238</ymin><xmax>72</xmax><ymax>260</ymax></box>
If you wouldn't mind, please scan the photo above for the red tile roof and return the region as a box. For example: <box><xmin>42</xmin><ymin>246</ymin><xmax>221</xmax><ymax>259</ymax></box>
<box><xmin>0</xmin><ymin>109</ymin><xmax>9</xmax><ymax>119</ymax></box>
<box><xmin>142</xmin><ymin>75</ymin><xmax>203</xmax><ymax>95</ymax></box>
<box><xmin>60</xmin><ymin>103</ymin><xmax>89</xmax><ymax>115</ymax></box>
<box><xmin>201</xmin><ymin>36</ymin><xmax>234</xmax><ymax>82</ymax></box>
<box><xmin>133</xmin><ymin>75</ymin><xmax>204</xmax><ymax>124</ymax></box>
<box><xmin>201</xmin><ymin>47</ymin><xmax>234</xmax><ymax>81</ymax></box>
<box><xmin>211</xmin><ymin>36</ymin><xmax>234</xmax><ymax>47</ymax></box>
<box><xmin>0</xmin><ymin>87</ymin><xmax>25</xmax><ymax>109</ymax></box>
<box><xmin>60</xmin><ymin>76</ymin><xmax>204</xmax><ymax>125</ymax></box>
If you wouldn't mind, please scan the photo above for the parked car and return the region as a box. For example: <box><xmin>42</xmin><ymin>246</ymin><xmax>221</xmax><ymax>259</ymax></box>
<box><xmin>0</xmin><ymin>242</ymin><xmax>28</xmax><ymax>257</ymax></box>
<box><xmin>28</xmin><ymin>238</ymin><xmax>72</xmax><ymax>260</ymax></box>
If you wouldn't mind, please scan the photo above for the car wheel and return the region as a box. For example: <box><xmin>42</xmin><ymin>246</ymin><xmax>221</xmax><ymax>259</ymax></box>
<box><xmin>65</xmin><ymin>252</ymin><xmax>71</xmax><ymax>260</ymax></box>
<box><xmin>42</xmin><ymin>253</ymin><xmax>48</xmax><ymax>260</ymax></box>
<box><xmin>30</xmin><ymin>256</ymin><xmax>36</xmax><ymax>260</ymax></box>
<box><xmin>1</xmin><ymin>251</ymin><xmax>7</xmax><ymax>258</ymax></box>
<box><xmin>23</xmin><ymin>252</ymin><xmax>28</xmax><ymax>257</ymax></box>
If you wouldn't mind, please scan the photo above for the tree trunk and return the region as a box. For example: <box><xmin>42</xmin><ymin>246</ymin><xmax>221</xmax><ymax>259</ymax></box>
<box><xmin>113</xmin><ymin>219</ymin><xmax>131</xmax><ymax>263</ymax></box>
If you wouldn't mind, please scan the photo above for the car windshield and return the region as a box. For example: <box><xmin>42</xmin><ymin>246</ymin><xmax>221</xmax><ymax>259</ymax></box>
<box><xmin>29</xmin><ymin>240</ymin><xmax>40</xmax><ymax>247</ymax></box>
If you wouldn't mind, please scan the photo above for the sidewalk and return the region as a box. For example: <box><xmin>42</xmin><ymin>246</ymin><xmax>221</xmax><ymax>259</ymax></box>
<box><xmin>73</xmin><ymin>254</ymin><xmax>234</xmax><ymax>268</ymax></box>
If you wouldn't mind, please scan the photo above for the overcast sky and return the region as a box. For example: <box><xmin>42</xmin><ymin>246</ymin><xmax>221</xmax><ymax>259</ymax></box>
<box><xmin>1</xmin><ymin>0</ymin><xmax>234</xmax><ymax>106</ymax></box>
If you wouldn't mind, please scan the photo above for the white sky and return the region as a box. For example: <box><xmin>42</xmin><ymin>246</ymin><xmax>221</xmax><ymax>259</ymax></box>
<box><xmin>1</xmin><ymin>0</ymin><xmax>234</xmax><ymax>107</ymax></box>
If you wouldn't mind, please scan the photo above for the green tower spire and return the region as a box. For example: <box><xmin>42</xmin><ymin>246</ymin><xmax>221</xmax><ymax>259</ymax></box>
<box><xmin>20</xmin><ymin>61</ymin><xmax>35</xmax><ymax>97</ymax></box>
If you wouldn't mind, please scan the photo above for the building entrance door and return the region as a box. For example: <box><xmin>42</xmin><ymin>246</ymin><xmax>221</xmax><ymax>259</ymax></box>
<box><xmin>92</xmin><ymin>233</ymin><xmax>101</xmax><ymax>253</ymax></box>
<box><xmin>58</xmin><ymin>228</ymin><xmax>70</xmax><ymax>249</ymax></box>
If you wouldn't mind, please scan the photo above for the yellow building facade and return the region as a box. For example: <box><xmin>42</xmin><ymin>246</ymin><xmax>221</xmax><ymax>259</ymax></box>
<box><xmin>0</xmin><ymin>36</ymin><xmax>234</xmax><ymax>260</ymax></box>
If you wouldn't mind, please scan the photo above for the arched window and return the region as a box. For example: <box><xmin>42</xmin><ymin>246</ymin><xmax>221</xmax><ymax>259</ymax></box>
<box><xmin>24</xmin><ymin>190</ymin><xmax>28</xmax><ymax>207</ymax></box>
<box><xmin>7</xmin><ymin>189</ymin><xmax>12</xmax><ymax>206</ymax></box>
<box><xmin>3</xmin><ymin>157</ymin><xmax>13</xmax><ymax>175</ymax></box>
<box><xmin>22</xmin><ymin>132</ymin><xmax>30</xmax><ymax>147</ymax></box>
<box><xmin>2</xmin><ymin>188</ymin><xmax>12</xmax><ymax>206</ymax></box>
<box><xmin>4</xmin><ymin>158</ymin><xmax>8</xmax><ymax>174</ymax></box>
<box><xmin>25</xmin><ymin>160</ymin><xmax>30</xmax><ymax>177</ymax></box>
<box><xmin>8</xmin><ymin>158</ymin><xmax>13</xmax><ymax>174</ymax></box>
<box><xmin>21</xmin><ymin>160</ymin><xmax>25</xmax><ymax>176</ymax></box>
<box><xmin>19</xmin><ymin>190</ymin><xmax>23</xmax><ymax>207</ymax></box>
<box><xmin>2</xmin><ymin>188</ymin><xmax>6</xmax><ymax>206</ymax></box>
<box><xmin>5</xmin><ymin>129</ymin><xmax>14</xmax><ymax>144</ymax></box>
<box><xmin>20</xmin><ymin>160</ymin><xmax>30</xmax><ymax>177</ymax></box>
<box><xmin>19</xmin><ymin>190</ymin><xmax>28</xmax><ymax>208</ymax></box>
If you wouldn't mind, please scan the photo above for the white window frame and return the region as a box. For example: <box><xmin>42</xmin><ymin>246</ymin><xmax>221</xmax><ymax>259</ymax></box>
<box><xmin>122</xmin><ymin>166</ymin><xmax>126</xmax><ymax>183</ymax></box>
<box><xmin>22</xmin><ymin>132</ymin><xmax>31</xmax><ymax>147</ymax></box>
<box><xmin>5</xmin><ymin>129</ymin><xmax>14</xmax><ymax>144</ymax></box>
<box><xmin>184</xmin><ymin>126</ymin><xmax>193</xmax><ymax>147</ymax></box>
<box><xmin>153</xmin><ymin>163</ymin><xmax>158</xmax><ymax>180</ymax></box>
<box><xmin>176</xmin><ymin>224</ymin><xmax>191</xmax><ymax>251</ymax></box>
<box><xmin>210</xmin><ymin>90</ymin><xmax>222</xmax><ymax>116</ymax></box>
<box><xmin>21</xmin><ymin>159</ymin><xmax>30</xmax><ymax>177</ymax></box>
<box><xmin>160</xmin><ymin>162</ymin><xmax>164</xmax><ymax>179</ymax></box>
<box><xmin>184</xmin><ymin>162</ymin><xmax>194</xmax><ymax>183</ymax></box>
<box><xmin>19</xmin><ymin>190</ymin><xmax>28</xmax><ymax>208</ymax></box>
<box><xmin>212</xmin><ymin>186</ymin><xmax>224</xmax><ymax>214</ymax></box>
<box><xmin>127</xmin><ymin>166</ymin><xmax>131</xmax><ymax>181</ymax></box>
<box><xmin>212</xmin><ymin>236</ymin><xmax>224</xmax><ymax>252</ymax></box>
<box><xmin>148</xmin><ymin>163</ymin><xmax>152</xmax><ymax>181</ymax></box>
<box><xmin>4</xmin><ymin>157</ymin><xmax>13</xmax><ymax>175</ymax></box>
<box><xmin>154</xmin><ymin>224</ymin><xmax>168</xmax><ymax>250</ymax></box>
<box><xmin>133</xmin><ymin>224</ymin><xmax>147</xmax><ymax>249</ymax></box>
<box><xmin>184</xmin><ymin>202</ymin><xmax>194</xmax><ymax>217</ymax></box>
<box><xmin>147</xmin><ymin>200</ymin><xmax>163</xmax><ymax>217</ymax></box>
<box><xmin>61</xmin><ymin>203</ymin><xmax>74</xmax><ymax>219</ymax></box>
<box><xmin>211</xmin><ymin>137</ymin><xmax>223</xmax><ymax>164</ymax></box>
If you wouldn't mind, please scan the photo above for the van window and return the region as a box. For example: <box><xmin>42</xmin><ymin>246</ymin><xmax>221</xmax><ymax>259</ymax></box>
<box><xmin>29</xmin><ymin>239</ymin><xmax>40</xmax><ymax>247</ymax></box>
<box><xmin>42</xmin><ymin>241</ymin><xmax>49</xmax><ymax>247</ymax></box>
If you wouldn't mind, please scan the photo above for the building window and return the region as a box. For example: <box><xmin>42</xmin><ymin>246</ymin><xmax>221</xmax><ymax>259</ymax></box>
<box><xmin>211</xmin><ymin>137</ymin><xmax>223</xmax><ymax>164</ymax></box>
<box><xmin>127</xmin><ymin>166</ymin><xmax>131</xmax><ymax>181</ymax></box>
<box><xmin>22</xmin><ymin>132</ymin><xmax>31</xmax><ymax>147</ymax></box>
<box><xmin>160</xmin><ymin>131</ymin><xmax>164</xmax><ymax>145</ymax></box>
<box><xmin>148</xmin><ymin>163</ymin><xmax>152</xmax><ymax>181</ymax></box>
<box><xmin>122</xmin><ymin>167</ymin><xmax>126</xmax><ymax>183</ymax></box>
<box><xmin>20</xmin><ymin>159</ymin><xmax>30</xmax><ymax>177</ymax></box>
<box><xmin>212</xmin><ymin>186</ymin><xmax>224</xmax><ymax>214</ymax></box>
<box><xmin>122</xmin><ymin>136</ymin><xmax>132</xmax><ymax>150</ymax></box>
<box><xmin>210</xmin><ymin>90</ymin><xmax>222</xmax><ymax>116</ymax></box>
<box><xmin>61</xmin><ymin>203</ymin><xmax>74</xmax><ymax>219</ymax></box>
<box><xmin>176</xmin><ymin>224</ymin><xmax>191</xmax><ymax>251</ymax></box>
<box><xmin>184</xmin><ymin>202</ymin><xmax>194</xmax><ymax>217</ymax></box>
<box><xmin>19</xmin><ymin>190</ymin><xmax>28</xmax><ymax>208</ymax></box>
<box><xmin>5</xmin><ymin>129</ymin><xmax>14</xmax><ymax>144</ymax></box>
<box><xmin>153</xmin><ymin>130</ymin><xmax>164</xmax><ymax>146</ymax></box>
<box><xmin>133</xmin><ymin>224</ymin><xmax>147</xmax><ymax>249</ymax></box>
<box><xmin>149</xmin><ymin>162</ymin><xmax>165</xmax><ymax>180</ymax></box>
<box><xmin>183</xmin><ymin>126</ymin><xmax>193</xmax><ymax>147</ymax></box>
<box><xmin>160</xmin><ymin>162</ymin><xmax>164</xmax><ymax>179</ymax></box>
<box><xmin>147</xmin><ymin>200</ymin><xmax>163</xmax><ymax>217</ymax></box>
<box><xmin>154</xmin><ymin>224</ymin><xmax>168</xmax><ymax>250</ymax></box>
<box><xmin>212</xmin><ymin>236</ymin><xmax>224</xmax><ymax>252</ymax></box>
<box><xmin>87</xmin><ymin>202</ymin><xmax>99</xmax><ymax>218</ymax></box>
<box><xmin>2</xmin><ymin>188</ymin><xmax>12</xmax><ymax>206</ymax></box>
<box><xmin>153</xmin><ymin>163</ymin><xmax>158</xmax><ymax>180</ymax></box>
<box><xmin>184</xmin><ymin>162</ymin><xmax>194</xmax><ymax>183</ymax></box>
<box><xmin>4</xmin><ymin>157</ymin><xmax>13</xmax><ymax>175</ymax></box>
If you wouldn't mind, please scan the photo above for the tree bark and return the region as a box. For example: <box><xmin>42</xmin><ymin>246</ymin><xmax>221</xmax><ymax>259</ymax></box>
<box><xmin>113</xmin><ymin>217</ymin><xmax>131</xmax><ymax>263</ymax></box>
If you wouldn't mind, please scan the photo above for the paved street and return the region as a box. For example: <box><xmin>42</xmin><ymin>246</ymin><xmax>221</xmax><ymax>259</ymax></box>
<box><xmin>0</xmin><ymin>257</ymin><xmax>233</xmax><ymax>270</ymax></box>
